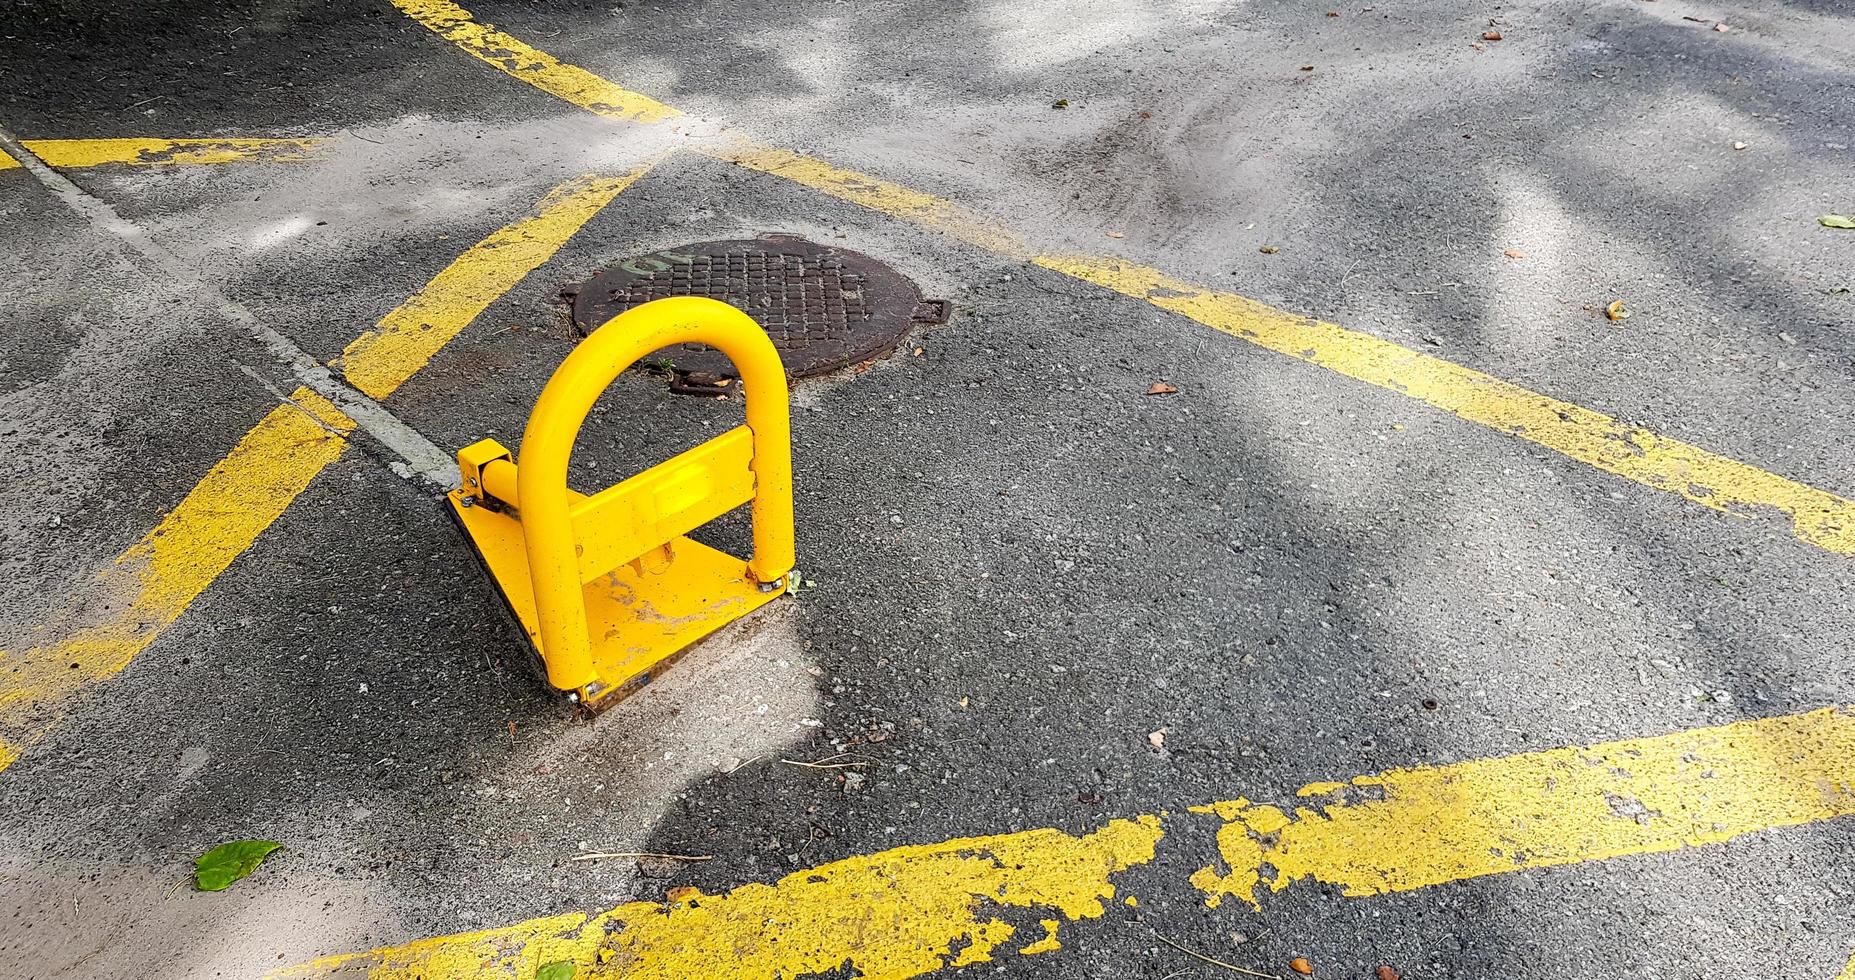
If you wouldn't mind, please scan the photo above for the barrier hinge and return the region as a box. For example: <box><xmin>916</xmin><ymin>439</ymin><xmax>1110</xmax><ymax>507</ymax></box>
<box><xmin>456</xmin><ymin>438</ymin><xmax>514</xmax><ymax>508</ymax></box>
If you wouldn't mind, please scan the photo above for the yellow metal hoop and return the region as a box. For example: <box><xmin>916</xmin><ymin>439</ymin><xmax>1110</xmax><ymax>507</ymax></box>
<box><xmin>448</xmin><ymin>296</ymin><xmax>795</xmax><ymax>705</ymax></box>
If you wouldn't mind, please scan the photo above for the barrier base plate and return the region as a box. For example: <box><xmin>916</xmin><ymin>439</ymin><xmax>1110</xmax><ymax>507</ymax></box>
<box><xmin>448</xmin><ymin>491</ymin><xmax>785</xmax><ymax>709</ymax></box>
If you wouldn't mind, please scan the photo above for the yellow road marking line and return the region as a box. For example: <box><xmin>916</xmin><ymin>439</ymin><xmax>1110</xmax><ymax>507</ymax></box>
<box><xmin>0</xmin><ymin>165</ymin><xmax>653</xmax><ymax>775</ymax></box>
<box><xmin>18</xmin><ymin>137</ymin><xmax>328</xmax><ymax>168</ymax></box>
<box><xmin>337</xmin><ymin>167</ymin><xmax>652</xmax><ymax>399</ymax></box>
<box><xmin>1039</xmin><ymin>255</ymin><xmax>1855</xmax><ymax>554</ymax></box>
<box><xmin>279</xmin><ymin>818</ymin><xmax>1162</xmax><ymax>980</ymax></box>
<box><xmin>1839</xmin><ymin>949</ymin><xmax>1855</xmax><ymax>980</ymax></box>
<box><xmin>390</xmin><ymin>0</ymin><xmax>680</xmax><ymax>124</ymax></box>
<box><xmin>0</xmin><ymin>145</ymin><xmax>18</xmax><ymax>170</ymax></box>
<box><xmin>0</xmin><ymin>735</ymin><xmax>27</xmax><ymax>771</ymax></box>
<box><xmin>1191</xmin><ymin>704</ymin><xmax>1855</xmax><ymax>906</ymax></box>
<box><xmin>397</xmin><ymin>3</ymin><xmax>1855</xmax><ymax>557</ymax></box>
<box><xmin>721</xmin><ymin>145</ymin><xmax>1855</xmax><ymax>554</ymax></box>
<box><xmin>704</xmin><ymin>144</ymin><xmax>1030</xmax><ymax>257</ymax></box>
<box><xmin>0</xmin><ymin>390</ymin><xmax>352</xmax><ymax>728</ymax></box>
<box><xmin>280</xmin><ymin>707</ymin><xmax>1855</xmax><ymax>979</ymax></box>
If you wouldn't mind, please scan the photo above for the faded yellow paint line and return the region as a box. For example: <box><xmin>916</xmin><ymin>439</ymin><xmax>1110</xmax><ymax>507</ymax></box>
<box><xmin>0</xmin><ymin>170</ymin><xmax>642</xmax><ymax>775</ymax></box>
<box><xmin>1838</xmin><ymin>949</ymin><xmax>1855</xmax><ymax>980</ymax></box>
<box><xmin>1041</xmin><ymin>255</ymin><xmax>1855</xmax><ymax>554</ymax></box>
<box><xmin>0</xmin><ymin>389</ymin><xmax>353</xmax><ymax>753</ymax></box>
<box><xmin>401</xmin><ymin>0</ymin><xmax>1855</xmax><ymax>557</ymax></box>
<box><xmin>275</xmin><ymin>817</ymin><xmax>1162</xmax><ymax>980</ymax></box>
<box><xmin>1191</xmin><ymin>705</ymin><xmax>1855</xmax><ymax>907</ymax></box>
<box><xmin>707</xmin><ymin>144</ymin><xmax>1030</xmax><ymax>258</ymax></box>
<box><xmin>338</xmin><ymin>164</ymin><xmax>655</xmax><ymax>399</ymax></box>
<box><xmin>390</xmin><ymin>0</ymin><xmax>679</xmax><ymax>124</ymax></box>
<box><xmin>20</xmin><ymin>137</ymin><xmax>328</xmax><ymax>168</ymax></box>
<box><xmin>282</xmin><ymin>708</ymin><xmax>1855</xmax><ymax>979</ymax></box>
<box><xmin>728</xmin><ymin>148</ymin><xmax>1855</xmax><ymax>553</ymax></box>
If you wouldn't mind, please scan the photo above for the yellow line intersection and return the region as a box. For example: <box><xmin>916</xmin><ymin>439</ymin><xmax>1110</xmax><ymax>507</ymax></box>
<box><xmin>0</xmin><ymin>3</ymin><xmax>1849</xmax><ymax>977</ymax></box>
<box><xmin>390</xmin><ymin>0</ymin><xmax>1855</xmax><ymax>558</ymax></box>
<box><xmin>0</xmin><ymin>165</ymin><xmax>655</xmax><ymax>774</ymax></box>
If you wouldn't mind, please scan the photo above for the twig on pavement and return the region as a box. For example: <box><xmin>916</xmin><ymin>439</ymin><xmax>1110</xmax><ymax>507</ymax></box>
<box><xmin>570</xmin><ymin>851</ymin><xmax>713</xmax><ymax>863</ymax></box>
<box><xmin>1156</xmin><ymin>935</ymin><xmax>1279</xmax><ymax>979</ymax></box>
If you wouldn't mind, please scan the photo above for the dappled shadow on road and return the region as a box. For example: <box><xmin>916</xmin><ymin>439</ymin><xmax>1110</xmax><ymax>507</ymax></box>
<box><xmin>2</xmin><ymin>0</ymin><xmax>1852</xmax><ymax>976</ymax></box>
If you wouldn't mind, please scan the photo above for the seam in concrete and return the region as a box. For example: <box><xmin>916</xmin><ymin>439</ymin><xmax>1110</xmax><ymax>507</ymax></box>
<box><xmin>235</xmin><ymin>362</ymin><xmax>353</xmax><ymax>440</ymax></box>
<box><xmin>0</xmin><ymin>123</ymin><xmax>458</xmax><ymax>490</ymax></box>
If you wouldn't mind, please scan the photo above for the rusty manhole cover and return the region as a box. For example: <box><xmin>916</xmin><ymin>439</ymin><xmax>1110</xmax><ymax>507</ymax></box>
<box><xmin>564</xmin><ymin>236</ymin><xmax>947</xmax><ymax>390</ymax></box>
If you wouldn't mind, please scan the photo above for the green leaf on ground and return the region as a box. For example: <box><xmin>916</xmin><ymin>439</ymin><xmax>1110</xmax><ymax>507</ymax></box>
<box><xmin>193</xmin><ymin>840</ymin><xmax>283</xmax><ymax>891</ymax></box>
<box><xmin>1820</xmin><ymin>214</ymin><xmax>1855</xmax><ymax>229</ymax></box>
<box><xmin>536</xmin><ymin>961</ymin><xmax>576</xmax><ymax>980</ymax></box>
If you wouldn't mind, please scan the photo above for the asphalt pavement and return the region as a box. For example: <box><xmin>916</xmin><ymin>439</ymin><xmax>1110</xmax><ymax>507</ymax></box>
<box><xmin>1</xmin><ymin>1</ymin><xmax>1852</xmax><ymax>979</ymax></box>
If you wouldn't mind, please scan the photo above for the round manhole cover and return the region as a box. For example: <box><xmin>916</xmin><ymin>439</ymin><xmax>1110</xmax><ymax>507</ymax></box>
<box><xmin>565</xmin><ymin>236</ymin><xmax>947</xmax><ymax>389</ymax></box>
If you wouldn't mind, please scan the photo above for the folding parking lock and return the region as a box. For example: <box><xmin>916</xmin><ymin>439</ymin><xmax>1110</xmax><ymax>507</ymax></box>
<box><xmin>448</xmin><ymin>296</ymin><xmax>795</xmax><ymax>708</ymax></box>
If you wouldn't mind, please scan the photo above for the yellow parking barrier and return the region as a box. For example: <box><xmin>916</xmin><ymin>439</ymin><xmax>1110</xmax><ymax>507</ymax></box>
<box><xmin>448</xmin><ymin>296</ymin><xmax>795</xmax><ymax>706</ymax></box>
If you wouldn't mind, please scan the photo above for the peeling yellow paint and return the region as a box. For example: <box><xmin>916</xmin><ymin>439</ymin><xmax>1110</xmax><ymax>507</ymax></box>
<box><xmin>274</xmin><ymin>817</ymin><xmax>1162</xmax><ymax>980</ymax></box>
<box><xmin>1017</xmin><ymin>920</ymin><xmax>1063</xmax><ymax>956</ymax></box>
<box><xmin>338</xmin><ymin>164</ymin><xmax>655</xmax><ymax>399</ymax></box>
<box><xmin>0</xmin><ymin>171</ymin><xmax>636</xmax><ymax>775</ymax></box>
<box><xmin>286</xmin><ymin>708</ymin><xmax>1855</xmax><ymax>978</ymax></box>
<box><xmin>1192</xmin><ymin>706</ymin><xmax>1855</xmax><ymax>908</ymax></box>
<box><xmin>21</xmin><ymin>137</ymin><xmax>327</xmax><ymax>168</ymax></box>
<box><xmin>391</xmin><ymin>0</ymin><xmax>679</xmax><ymax>123</ymax></box>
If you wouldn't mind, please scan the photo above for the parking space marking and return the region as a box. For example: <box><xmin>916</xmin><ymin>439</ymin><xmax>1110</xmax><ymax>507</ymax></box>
<box><xmin>5</xmin><ymin>137</ymin><xmax>327</xmax><ymax>168</ymax></box>
<box><xmin>396</xmin><ymin>5</ymin><xmax>1855</xmax><ymax>557</ymax></box>
<box><xmin>1039</xmin><ymin>256</ymin><xmax>1855</xmax><ymax>554</ymax></box>
<box><xmin>279</xmin><ymin>706</ymin><xmax>1855</xmax><ymax>979</ymax></box>
<box><xmin>282</xmin><ymin>817</ymin><xmax>1164</xmax><ymax>980</ymax></box>
<box><xmin>1191</xmin><ymin>704</ymin><xmax>1855</xmax><ymax>906</ymax></box>
<box><xmin>0</xmin><ymin>165</ymin><xmax>653</xmax><ymax>776</ymax></box>
<box><xmin>707</xmin><ymin>145</ymin><xmax>1030</xmax><ymax>257</ymax></box>
<box><xmin>337</xmin><ymin>168</ymin><xmax>651</xmax><ymax>399</ymax></box>
<box><xmin>0</xmin><ymin>390</ymin><xmax>353</xmax><ymax>759</ymax></box>
<box><xmin>720</xmin><ymin>145</ymin><xmax>1855</xmax><ymax>555</ymax></box>
<box><xmin>391</xmin><ymin>0</ymin><xmax>679</xmax><ymax>124</ymax></box>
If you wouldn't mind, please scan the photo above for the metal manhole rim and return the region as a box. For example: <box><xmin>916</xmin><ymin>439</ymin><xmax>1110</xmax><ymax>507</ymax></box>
<box><xmin>564</xmin><ymin>234</ymin><xmax>948</xmax><ymax>392</ymax></box>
